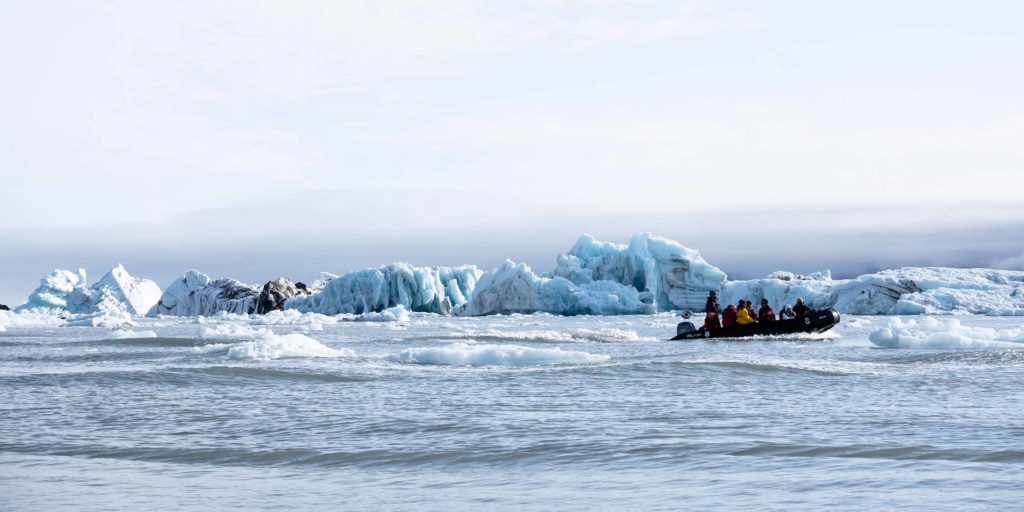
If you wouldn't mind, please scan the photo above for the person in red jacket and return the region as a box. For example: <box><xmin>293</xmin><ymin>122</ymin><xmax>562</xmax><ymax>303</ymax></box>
<box><xmin>722</xmin><ymin>304</ymin><xmax>737</xmax><ymax>327</ymax></box>
<box><xmin>758</xmin><ymin>299</ymin><xmax>776</xmax><ymax>322</ymax></box>
<box><xmin>703</xmin><ymin>291</ymin><xmax>721</xmax><ymax>330</ymax></box>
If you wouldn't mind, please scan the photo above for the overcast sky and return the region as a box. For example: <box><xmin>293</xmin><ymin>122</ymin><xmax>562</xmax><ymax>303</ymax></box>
<box><xmin>2</xmin><ymin>0</ymin><xmax>1023</xmax><ymax>305</ymax></box>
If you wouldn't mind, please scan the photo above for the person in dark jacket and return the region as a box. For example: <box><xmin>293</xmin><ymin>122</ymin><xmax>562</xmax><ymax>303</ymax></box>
<box><xmin>722</xmin><ymin>304</ymin><xmax>737</xmax><ymax>327</ymax></box>
<box><xmin>704</xmin><ymin>291</ymin><xmax>721</xmax><ymax>330</ymax></box>
<box><xmin>744</xmin><ymin>300</ymin><xmax>758</xmax><ymax>322</ymax></box>
<box><xmin>758</xmin><ymin>299</ymin><xmax>776</xmax><ymax>322</ymax></box>
<box><xmin>793</xmin><ymin>298</ymin><xmax>810</xmax><ymax>317</ymax></box>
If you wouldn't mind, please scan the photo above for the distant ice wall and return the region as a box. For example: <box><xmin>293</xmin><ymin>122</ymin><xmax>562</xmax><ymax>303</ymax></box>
<box><xmin>458</xmin><ymin>260</ymin><xmax>654</xmax><ymax>316</ymax></box>
<box><xmin>285</xmin><ymin>263</ymin><xmax>482</xmax><ymax>315</ymax></box>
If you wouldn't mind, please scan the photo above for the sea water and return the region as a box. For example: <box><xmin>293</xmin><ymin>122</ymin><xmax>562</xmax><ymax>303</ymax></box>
<box><xmin>1</xmin><ymin>313</ymin><xmax>1022</xmax><ymax>511</ymax></box>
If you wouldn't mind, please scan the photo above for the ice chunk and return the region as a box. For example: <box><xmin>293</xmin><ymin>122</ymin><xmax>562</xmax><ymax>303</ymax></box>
<box><xmin>387</xmin><ymin>342</ymin><xmax>611</xmax><ymax>366</ymax></box>
<box><xmin>148</xmin><ymin>270</ymin><xmax>260</xmax><ymax>316</ymax></box>
<box><xmin>226</xmin><ymin>333</ymin><xmax>355</xmax><ymax>360</ymax></box>
<box><xmin>356</xmin><ymin>305</ymin><xmax>411</xmax><ymax>322</ymax></box>
<box><xmin>0</xmin><ymin>310</ymin><xmax>67</xmax><ymax>331</ymax></box>
<box><xmin>553</xmin><ymin>233</ymin><xmax>727</xmax><ymax>312</ymax></box>
<box><xmin>105</xmin><ymin>330</ymin><xmax>158</xmax><ymax>340</ymax></box>
<box><xmin>255</xmin><ymin>277</ymin><xmax>309</xmax><ymax>314</ymax></box>
<box><xmin>459</xmin><ymin>260</ymin><xmax>655</xmax><ymax>316</ymax></box>
<box><xmin>16</xmin><ymin>265</ymin><xmax>160</xmax><ymax>324</ymax></box>
<box><xmin>869</xmin><ymin>317</ymin><xmax>1024</xmax><ymax>348</ymax></box>
<box><xmin>15</xmin><ymin>269</ymin><xmax>88</xmax><ymax>313</ymax></box>
<box><xmin>286</xmin><ymin>263</ymin><xmax>481</xmax><ymax>315</ymax></box>
<box><xmin>90</xmin><ymin>264</ymin><xmax>162</xmax><ymax>315</ymax></box>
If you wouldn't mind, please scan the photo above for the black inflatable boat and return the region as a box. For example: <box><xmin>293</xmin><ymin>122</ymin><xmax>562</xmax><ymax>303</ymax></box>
<box><xmin>670</xmin><ymin>309</ymin><xmax>841</xmax><ymax>340</ymax></box>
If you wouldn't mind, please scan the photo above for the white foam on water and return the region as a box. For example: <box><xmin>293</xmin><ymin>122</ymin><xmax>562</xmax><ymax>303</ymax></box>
<box><xmin>199</xmin><ymin>324</ymin><xmax>272</xmax><ymax>340</ymax></box>
<box><xmin>356</xmin><ymin>305</ymin><xmax>411</xmax><ymax>323</ymax></box>
<box><xmin>445</xmin><ymin>327</ymin><xmax>655</xmax><ymax>343</ymax></box>
<box><xmin>870</xmin><ymin>317</ymin><xmax>1024</xmax><ymax>349</ymax></box>
<box><xmin>104</xmin><ymin>330</ymin><xmax>158</xmax><ymax>340</ymax></box>
<box><xmin>249</xmin><ymin>309</ymin><xmax>341</xmax><ymax>326</ymax></box>
<box><xmin>226</xmin><ymin>333</ymin><xmax>356</xmax><ymax>361</ymax></box>
<box><xmin>388</xmin><ymin>342</ymin><xmax>610</xmax><ymax>366</ymax></box>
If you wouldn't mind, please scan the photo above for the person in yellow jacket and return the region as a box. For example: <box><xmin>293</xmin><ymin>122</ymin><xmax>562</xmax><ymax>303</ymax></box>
<box><xmin>735</xmin><ymin>304</ymin><xmax>756</xmax><ymax>325</ymax></box>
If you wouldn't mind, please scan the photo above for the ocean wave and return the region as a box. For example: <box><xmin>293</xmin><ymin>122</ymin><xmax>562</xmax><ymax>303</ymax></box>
<box><xmin>870</xmin><ymin>317</ymin><xmax>1024</xmax><ymax>349</ymax></box>
<box><xmin>730</xmin><ymin>441</ymin><xmax>1024</xmax><ymax>463</ymax></box>
<box><xmin>387</xmin><ymin>342</ymin><xmax>610</xmax><ymax>366</ymax></box>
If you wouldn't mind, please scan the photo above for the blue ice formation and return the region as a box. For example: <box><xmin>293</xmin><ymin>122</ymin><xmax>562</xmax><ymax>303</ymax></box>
<box><xmin>286</xmin><ymin>263</ymin><xmax>481</xmax><ymax>315</ymax></box>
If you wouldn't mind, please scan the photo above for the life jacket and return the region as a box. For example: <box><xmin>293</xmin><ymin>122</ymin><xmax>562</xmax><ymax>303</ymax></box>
<box><xmin>735</xmin><ymin>308</ymin><xmax>755</xmax><ymax>325</ymax></box>
<box><xmin>722</xmin><ymin>306</ymin><xmax>737</xmax><ymax>327</ymax></box>
<box><xmin>758</xmin><ymin>306</ymin><xmax>776</xmax><ymax>322</ymax></box>
<box><xmin>703</xmin><ymin>311</ymin><xmax>721</xmax><ymax>329</ymax></box>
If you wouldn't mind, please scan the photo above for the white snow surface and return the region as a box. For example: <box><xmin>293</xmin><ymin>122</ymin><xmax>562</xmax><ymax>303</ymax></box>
<box><xmin>286</xmin><ymin>263</ymin><xmax>481</xmax><ymax>316</ymax></box>
<box><xmin>148</xmin><ymin>270</ymin><xmax>259</xmax><ymax>317</ymax></box>
<box><xmin>388</xmin><ymin>342</ymin><xmax>611</xmax><ymax>366</ymax></box>
<box><xmin>869</xmin><ymin>317</ymin><xmax>1024</xmax><ymax>349</ymax></box>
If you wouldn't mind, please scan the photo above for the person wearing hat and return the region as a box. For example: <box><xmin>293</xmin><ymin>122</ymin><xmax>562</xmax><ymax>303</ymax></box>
<box><xmin>758</xmin><ymin>298</ymin><xmax>776</xmax><ymax>322</ymax></box>
<box><xmin>703</xmin><ymin>291</ymin><xmax>721</xmax><ymax>330</ymax></box>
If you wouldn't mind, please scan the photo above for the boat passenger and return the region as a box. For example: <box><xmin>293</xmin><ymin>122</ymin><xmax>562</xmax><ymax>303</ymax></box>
<box><xmin>744</xmin><ymin>300</ymin><xmax>758</xmax><ymax>322</ymax></box>
<box><xmin>704</xmin><ymin>291</ymin><xmax>721</xmax><ymax>329</ymax></box>
<box><xmin>735</xmin><ymin>305</ymin><xmax>755</xmax><ymax>325</ymax></box>
<box><xmin>793</xmin><ymin>298</ymin><xmax>810</xmax><ymax>317</ymax></box>
<box><xmin>758</xmin><ymin>299</ymin><xmax>776</xmax><ymax>322</ymax></box>
<box><xmin>722</xmin><ymin>304</ymin><xmax>737</xmax><ymax>327</ymax></box>
<box><xmin>779</xmin><ymin>305</ymin><xmax>796</xmax><ymax>320</ymax></box>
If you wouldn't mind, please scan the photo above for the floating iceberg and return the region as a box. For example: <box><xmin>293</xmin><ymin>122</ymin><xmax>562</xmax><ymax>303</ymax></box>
<box><xmin>721</xmin><ymin>267</ymin><xmax>1024</xmax><ymax>316</ymax></box>
<box><xmin>553</xmin><ymin>234</ymin><xmax>727</xmax><ymax>312</ymax></box>
<box><xmin>16</xmin><ymin>265</ymin><xmax>161</xmax><ymax>326</ymax></box>
<box><xmin>387</xmin><ymin>342</ymin><xmax>611</xmax><ymax>366</ymax></box>
<box><xmin>255</xmin><ymin>277</ymin><xmax>309</xmax><ymax>314</ymax></box>
<box><xmin>286</xmin><ymin>263</ymin><xmax>481</xmax><ymax>316</ymax></box>
<box><xmin>882</xmin><ymin>267</ymin><xmax>1024</xmax><ymax>316</ymax></box>
<box><xmin>869</xmin><ymin>317</ymin><xmax>1024</xmax><ymax>348</ymax></box>
<box><xmin>15</xmin><ymin>269</ymin><xmax>88</xmax><ymax>314</ymax></box>
<box><xmin>148</xmin><ymin>270</ymin><xmax>260</xmax><ymax>316</ymax></box>
<box><xmin>459</xmin><ymin>260</ymin><xmax>654</xmax><ymax>316</ymax></box>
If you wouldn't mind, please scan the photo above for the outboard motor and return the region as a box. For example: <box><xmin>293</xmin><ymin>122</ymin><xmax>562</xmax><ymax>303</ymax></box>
<box><xmin>676</xmin><ymin>321</ymin><xmax>697</xmax><ymax>336</ymax></box>
<box><xmin>802</xmin><ymin>309</ymin><xmax>841</xmax><ymax>330</ymax></box>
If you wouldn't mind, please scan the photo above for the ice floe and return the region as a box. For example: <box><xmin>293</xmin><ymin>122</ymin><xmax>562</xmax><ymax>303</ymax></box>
<box><xmin>226</xmin><ymin>333</ymin><xmax>355</xmax><ymax>360</ymax></box>
<box><xmin>388</xmin><ymin>342</ymin><xmax>611</xmax><ymax>366</ymax></box>
<box><xmin>869</xmin><ymin>317</ymin><xmax>1024</xmax><ymax>349</ymax></box>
